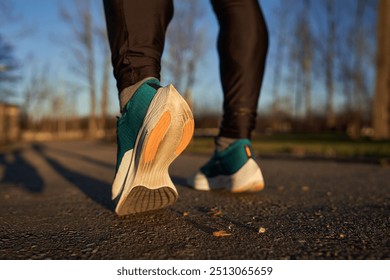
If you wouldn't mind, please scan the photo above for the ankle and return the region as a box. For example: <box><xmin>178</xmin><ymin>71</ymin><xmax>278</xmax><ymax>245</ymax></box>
<box><xmin>215</xmin><ymin>136</ymin><xmax>240</xmax><ymax>152</ymax></box>
<box><xmin>119</xmin><ymin>77</ymin><xmax>158</xmax><ymax>113</ymax></box>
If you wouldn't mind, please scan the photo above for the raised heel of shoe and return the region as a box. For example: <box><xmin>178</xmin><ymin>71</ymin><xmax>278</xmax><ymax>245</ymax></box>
<box><xmin>115</xmin><ymin>84</ymin><xmax>194</xmax><ymax>215</ymax></box>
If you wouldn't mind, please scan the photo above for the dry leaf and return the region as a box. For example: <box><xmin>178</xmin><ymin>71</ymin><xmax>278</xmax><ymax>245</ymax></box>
<box><xmin>183</xmin><ymin>211</ymin><xmax>189</xmax><ymax>217</ymax></box>
<box><xmin>339</xmin><ymin>233</ymin><xmax>346</xmax><ymax>238</ymax></box>
<box><xmin>258</xmin><ymin>227</ymin><xmax>266</xmax><ymax>234</ymax></box>
<box><xmin>212</xmin><ymin>211</ymin><xmax>222</xmax><ymax>217</ymax></box>
<box><xmin>301</xmin><ymin>186</ymin><xmax>310</xmax><ymax>192</ymax></box>
<box><xmin>213</xmin><ymin>230</ymin><xmax>232</xmax><ymax>237</ymax></box>
<box><xmin>208</xmin><ymin>207</ymin><xmax>222</xmax><ymax>217</ymax></box>
<box><xmin>207</xmin><ymin>207</ymin><xmax>218</xmax><ymax>213</ymax></box>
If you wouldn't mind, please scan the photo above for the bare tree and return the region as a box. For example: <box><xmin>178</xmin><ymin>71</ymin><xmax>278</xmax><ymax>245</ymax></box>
<box><xmin>60</xmin><ymin>0</ymin><xmax>97</xmax><ymax>137</ymax></box>
<box><xmin>50</xmin><ymin>91</ymin><xmax>67</xmax><ymax>135</ymax></box>
<box><xmin>270</xmin><ymin>3</ymin><xmax>291</xmax><ymax>131</ymax></box>
<box><xmin>164</xmin><ymin>0</ymin><xmax>207</xmax><ymax>111</ymax></box>
<box><xmin>22</xmin><ymin>67</ymin><xmax>53</xmax><ymax>129</ymax></box>
<box><xmin>324</xmin><ymin>0</ymin><xmax>337</xmax><ymax>129</ymax></box>
<box><xmin>345</xmin><ymin>0</ymin><xmax>376</xmax><ymax>138</ymax></box>
<box><xmin>100</xmin><ymin>52</ymin><xmax>110</xmax><ymax>132</ymax></box>
<box><xmin>96</xmin><ymin>13</ymin><xmax>110</xmax><ymax>133</ymax></box>
<box><xmin>311</xmin><ymin>0</ymin><xmax>341</xmax><ymax>130</ymax></box>
<box><xmin>372</xmin><ymin>0</ymin><xmax>390</xmax><ymax>139</ymax></box>
<box><xmin>301</xmin><ymin>0</ymin><xmax>313</xmax><ymax>122</ymax></box>
<box><xmin>289</xmin><ymin>0</ymin><xmax>314</xmax><ymax>124</ymax></box>
<box><xmin>350</xmin><ymin>0</ymin><xmax>366</xmax><ymax>137</ymax></box>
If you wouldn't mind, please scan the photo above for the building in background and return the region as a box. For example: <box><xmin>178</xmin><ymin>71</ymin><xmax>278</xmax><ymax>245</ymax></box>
<box><xmin>0</xmin><ymin>102</ymin><xmax>21</xmax><ymax>145</ymax></box>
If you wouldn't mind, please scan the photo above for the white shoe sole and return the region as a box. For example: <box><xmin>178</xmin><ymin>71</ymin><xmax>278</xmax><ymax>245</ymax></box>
<box><xmin>189</xmin><ymin>158</ymin><xmax>264</xmax><ymax>192</ymax></box>
<box><xmin>113</xmin><ymin>84</ymin><xmax>194</xmax><ymax>215</ymax></box>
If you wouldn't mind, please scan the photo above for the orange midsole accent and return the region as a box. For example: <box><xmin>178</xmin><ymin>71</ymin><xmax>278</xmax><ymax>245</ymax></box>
<box><xmin>144</xmin><ymin>111</ymin><xmax>171</xmax><ymax>163</ymax></box>
<box><xmin>245</xmin><ymin>146</ymin><xmax>252</xmax><ymax>157</ymax></box>
<box><xmin>175</xmin><ymin>119</ymin><xmax>194</xmax><ymax>155</ymax></box>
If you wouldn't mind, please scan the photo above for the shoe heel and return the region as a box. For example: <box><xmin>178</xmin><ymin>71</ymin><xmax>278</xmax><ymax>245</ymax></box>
<box><xmin>166</xmin><ymin>84</ymin><xmax>194</xmax><ymax>156</ymax></box>
<box><xmin>115</xmin><ymin>84</ymin><xmax>194</xmax><ymax>215</ymax></box>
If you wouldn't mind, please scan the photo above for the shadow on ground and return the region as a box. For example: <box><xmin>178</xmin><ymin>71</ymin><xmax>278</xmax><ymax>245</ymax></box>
<box><xmin>0</xmin><ymin>148</ymin><xmax>44</xmax><ymax>193</ymax></box>
<box><xmin>31</xmin><ymin>143</ymin><xmax>115</xmax><ymax>212</ymax></box>
<box><xmin>38</xmin><ymin>144</ymin><xmax>115</xmax><ymax>170</ymax></box>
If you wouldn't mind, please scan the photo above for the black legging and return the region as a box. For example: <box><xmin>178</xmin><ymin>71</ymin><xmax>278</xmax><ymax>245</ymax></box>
<box><xmin>103</xmin><ymin>0</ymin><xmax>268</xmax><ymax>139</ymax></box>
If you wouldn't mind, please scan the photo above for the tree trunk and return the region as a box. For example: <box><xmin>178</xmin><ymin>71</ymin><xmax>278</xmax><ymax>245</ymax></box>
<box><xmin>271</xmin><ymin>5</ymin><xmax>288</xmax><ymax>131</ymax></box>
<box><xmin>86</xmin><ymin>11</ymin><xmax>97</xmax><ymax>137</ymax></box>
<box><xmin>60</xmin><ymin>1</ymin><xmax>98</xmax><ymax>138</ymax></box>
<box><xmin>100</xmin><ymin>54</ymin><xmax>110</xmax><ymax>132</ymax></box>
<box><xmin>372</xmin><ymin>0</ymin><xmax>390</xmax><ymax>139</ymax></box>
<box><xmin>325</xmin><ymin>0</ymin><xmax>336</xmax><ymax>129</ymax></box>
<box><xmin>350</xmin><ymin>0</ymin><xmax>366</xmax><ymax>138</ymax></box>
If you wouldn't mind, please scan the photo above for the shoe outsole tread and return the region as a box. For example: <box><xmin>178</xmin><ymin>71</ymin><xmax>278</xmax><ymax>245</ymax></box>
<box><xmin>117</xmin><ymin>186</ymin><xmax>177</xmax><ymax>215</ymax></box>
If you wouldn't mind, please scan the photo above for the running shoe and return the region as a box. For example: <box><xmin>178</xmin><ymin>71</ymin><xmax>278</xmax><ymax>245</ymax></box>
<box><xmin>112</xmin><ymin>79</ymin><xmax>194</xmax><ymax>215</ymax></box>
<box><xmin>188</xmin><ymin>139</ymin><xmax>264</xmax><ymax>192</ymax></box>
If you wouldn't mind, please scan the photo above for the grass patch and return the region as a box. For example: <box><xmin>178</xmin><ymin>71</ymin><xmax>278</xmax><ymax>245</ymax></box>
<box><xmin>186</xmin><ymin>133</ymin><xmax>390</xmax><ymax>159</ymax></box>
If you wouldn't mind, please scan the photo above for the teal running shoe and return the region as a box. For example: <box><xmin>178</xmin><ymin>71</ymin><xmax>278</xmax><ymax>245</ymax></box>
<box><xmin>113</xmin><ymin>79</ymin><xmax>194</xmax><ymax>215</ymax></box>
<box><xmin>188</xmin><ymin>139</ymin><xmax>264</xmax><ymax>192</ymax></box>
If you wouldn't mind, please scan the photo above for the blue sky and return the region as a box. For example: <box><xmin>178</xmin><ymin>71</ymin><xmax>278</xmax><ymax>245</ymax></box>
<box><xmin>1</xmin><ymin>0</ymin><xmax>377</xmax><ymax>118</ymax></box>
<box><xmin>1</xmin><ymin>0</ymin><xmax>284</xmax><ymax>116</ymax></box>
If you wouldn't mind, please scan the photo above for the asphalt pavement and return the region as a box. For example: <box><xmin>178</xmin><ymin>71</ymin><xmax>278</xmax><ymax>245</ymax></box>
<box><xmin>0</xmin><ymin>140</ymin><xmax>389</xmax><ymax>259</ymax></box>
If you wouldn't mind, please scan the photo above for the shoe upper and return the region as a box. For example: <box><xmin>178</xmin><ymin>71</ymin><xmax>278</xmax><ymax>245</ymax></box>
<box><xmin>116</xmin><ymin>78</ymin><xmax>161</xmax><ymax>171</ymax></box>
<box><xmin>200</xmin><ymin>138</ymin><xmax>255</xmax><ymax>178</ymax></box>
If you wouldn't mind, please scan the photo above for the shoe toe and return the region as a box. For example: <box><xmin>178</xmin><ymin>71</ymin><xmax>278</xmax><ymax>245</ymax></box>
<box><xmin>188</xmin><ymin>172</ymin><xmax>211</xmax><ymax>191</ymax></box>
